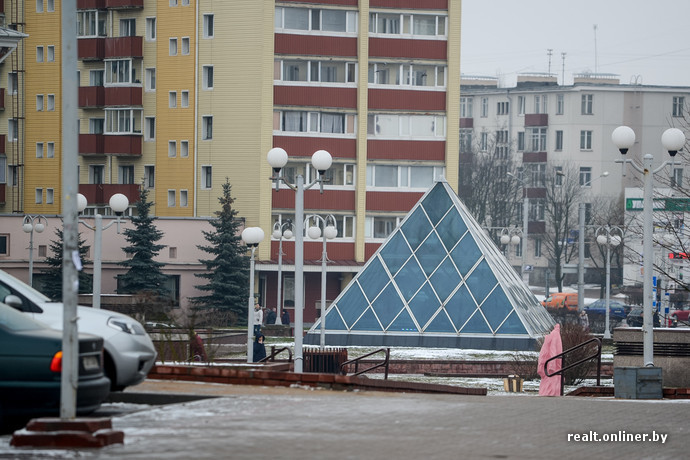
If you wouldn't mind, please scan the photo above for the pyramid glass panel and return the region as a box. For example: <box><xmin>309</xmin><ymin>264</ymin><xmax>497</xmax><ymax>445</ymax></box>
<box><xmin>358</xmin><ymin>257</ymin><xmax>390</xmax><ymax>301</ymax></box>
<box><xmin>371</xmin><ymin>283</ymin><xmax>405</xmax><ymax>329</ymax></box>
<box><xmin>496</xmin><ymin>310</ymin><xmax>528</xmax><ymax>335</ymax></box>
<box><xmin>387</xmin><ymin>308</ymin><xmax>418</xmax><ymax>333</ymax></box>
<box><xmin>401</xmin><ymin>207</ymin><xmax>432</xmax><ymax>250</ymax></box>
<box><xmin>480</xmin><ymin>288</ymin><xmax>514</xmax><ymax>332</ymax></box>
<box><xmin>437</xmin><ymin>210</ymin><xmax>467</xmax><ymax>252</ymax></box>
<box><xmin>379</xmin><ymin>232</ymin><xmax>412</xmax><ymax>276</ymax></box>
<box><xmin>445</xmin><ymin>284</ymin><xmax>479</xmax><ymax>330</ymax></box>
<box><xmin>425</xmin><ymin>309</ymin><xmax>456</xmax><ymax>333</ymax></box>
<box><xmin>394</xmin><ymin>258</ymin><xmax>426</xmax><ymax>302</ymax></box>
<box><xmin>430</xmin><ymin>257</ymin><xmax>461</xmax><ymax>302</ymax></box>
<box><xmin>351</xmin><ymin>307</ymin><xmax>382</xmax><ymax>331</ymax></box>
<box><xmin>416</xmin><ymin>232</ymin><xmax>446</xmax><ymax>276</ymax></box>
<box><xmin>450</xmin><ymin>233</ymin><xmax>482</xmax><ymax>276</ymax></box>
<box><xmin>337</xmin><ymin>284</ymin><xmax>369</xmax><ymax>328</ymax></box>
<box><xmin>323</xmin><ymin>308</ymin><xmax>347</xmax><ymax>330</ymax></box>
<box><xmin>408</xmin><ymin>282</ymin><xmax>440</xmax><ymax>329</ymax></box>
<box><xmin>461</xmin><ymin>310</ymin><xmax>492</xmax><ymax>334</ymax></box>
<box><xmin>465</xmin><ymin>259</ymin><xmax>497</xmax><ymax>304</ymax></box>
<box><xmin>422</xmin><ymin>183</ymin><xmax>453</xmax><ymax>225</ymax></box>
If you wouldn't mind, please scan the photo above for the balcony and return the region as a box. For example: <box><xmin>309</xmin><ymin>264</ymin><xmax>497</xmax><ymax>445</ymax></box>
<box><xmin>79</xmin><ymin>86</ymin><xmax>105</xmax><ymax>108</ymax></box>
<box><xmin>105</xmin><ymin>36</ymin><xmax>143</xmax><ymax>58</ymax></box>
<box><xmin>105</xmin><ymin>0</ymin><xmax>144</xmax><ymax>8</ymax></box>
<box><xmin>79</xmin><ymin>134</ymin><xmax>142</xmax><ymax>156</ymax></box>
<box><xmin>105</xmin><ymin>86</ymin><xmax>142</xmax><ymax>106</ymax></box>
<box><xmin>78</xmin><ymin>37</ymin><xmax>105</xmax><ymax>61</ymax></box>
<box><xmin>0</xmin><ymin>185</ymin><xmax>5</xmax><ymax>204</ymax></box>
<box><xmin>0</xmin><ymin>134</ymin><xmax>5</xmax><ymax>153</ymax></box>
<box><xmin>78</xmin><ymin>183</ymin><xmax>140</xmax><ymax>207</ymax></box>
<box><xmin>0</xmin><ymin>88</ymin><xmax>4</xmax><ymax>110</ymax></box>
<box><xmin>525</xmin><ymin>113</ymin><xmax>548</xmax><ymax>127</ymax></box>
<box><xmin>77</xmin><ymin>0</ymin><xmax>106</xmax><ymax>8</ymax></box>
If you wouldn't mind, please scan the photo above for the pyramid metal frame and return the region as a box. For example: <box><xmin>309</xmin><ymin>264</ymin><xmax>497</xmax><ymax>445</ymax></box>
<box><xmin>304</xmin><ymin>180</ymin><xmax>555</xmax><ymax>350</ymax></box>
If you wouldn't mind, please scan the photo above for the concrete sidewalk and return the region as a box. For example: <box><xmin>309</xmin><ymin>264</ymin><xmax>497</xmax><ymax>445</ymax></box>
<box><xmin>2</xmin><ymin>379</ymin><xmax>689</xmax><ymax>459</ymax></box>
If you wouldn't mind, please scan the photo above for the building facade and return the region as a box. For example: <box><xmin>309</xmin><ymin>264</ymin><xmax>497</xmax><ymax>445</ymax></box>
<box><xmin>0</xmin><ymin>1</ymin><xmax>461</xmax><ymax>322</ymax></box>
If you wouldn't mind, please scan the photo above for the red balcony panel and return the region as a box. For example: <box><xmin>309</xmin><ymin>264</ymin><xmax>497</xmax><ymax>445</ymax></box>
<box><xmin>78</xmin><ymin>184</ymin><xmax>140</xmax><ymax>206</ymax></box>
<box><xmin>371</xmin><ymin>0</ymin><xmax>448</xmax><ymax>9</ymax></box>
<box><xmin>0</xmin><ymin>134</ymin><xmax>5</xmax><ymax>153</ymax></box>
<box><xmin>105</xmin><ymin>0</ymin><xmax>143</xmax><ymax>8</ymax></box>
<box><xmin>273</xmin><ymin>136</ymin><xmax>357</xmax><ymax>160</ymax></box>
<box><xmin>105</xmin><ymin>36</ymin><xmax>143</xmax><ymax>58</ymax></box>
<box><xmin>460</xmin><ymin>118</ymin><xmax>473</xmax><ymax>128</ymax></box>
<box><xmin>281</xmin><ymin>0</ymin><xmax>357</xmax><ymax>6</ymax></box>
<box><xmin>104</xmin><ymin>135</ymin><xmax>142</xmax><ymax>156</ymax></box>
<box><xmin>274</xmin><ymin>86</ymin><xmax>356</xmax><ymax>109</ymax></box>
<box><xmin>522</xmin><ymin>151</ymin><xmax>547</xmax><ymax>163</ymax></box>
<box><xmin>0</xmin><ymin>185</ymin><xmax>5</xmax><ymax>204</ymax></box>
<box><xmin>365</xmin><ymin>242</ymin><xmax>382</xmax><ymax>260</ymax></box>
<box><xmin>369</xmin><ymin>37</ymin><xmax>447</xmax><ymax>60</ymax></box>
<box><xmin>369</xmin><ymin>88</ymin><xmax>445</xmax><ymax>111</ymax></box>
<box><xmin>275</xmin><ymin>34</ymin><xmax>357</xmax><ymax>57</ymax></box>
<box><xmin>79</xmin><ymin>86</ymin><xmax>105</xmax><ymax>107</ymax></box>
<box><xmin>78</xmin><ymin>38</ymin><xmax>105</xmax><ymax>60</ymax></box>
<box><xmin>104</xmin><ymin>86</ymin><xmax>142</xmax><ymax>106</ymax></box>
<box><xmin>78</xmin><ymin>0</ymin><xmax>106</xmax><ymax>8</ymax></box>
<box><xmin>528</xmin><ymin>221</ymin><xmax>546</xmax><ymax>234</ymax></box>
<box><xmin>272</xmin><ymin>189</ymin><xmax>355</xmax><ymax>212</ymax></box>
<box><xmin>367</xmin><ymin>139</ymin><xmax>445</xmax><ymax>161</ymax></box>
<box><xmin>525</xmin><ymin>188</ymin><xmax>546</xmax><ymax>199</ymax></box>
<box><xmin>366</xmin><ymin>191</ymin><xmax>424</xmax><ymax>212</ymax></box>
<box><xmin>79</xmin><ymin>134</ymin><xmax>105</xmax><ymax>155</ymax></box>
<box><xmin>525</xmin><ymin>113</ymin><xmax>548</xmax><ymax>127</ymax></box>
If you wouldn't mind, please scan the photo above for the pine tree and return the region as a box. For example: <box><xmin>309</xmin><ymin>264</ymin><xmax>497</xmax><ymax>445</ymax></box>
<box><xmin>118</xmin><ymin>188</ymin><xmax>168</xmax><ymax>295</ymax></box>
<box><xmin>191</xmin><ymin>179</ymin><xmax>250</xmax><ymax>324</ymax></box>
<box><xmin>41</xmin><ymin>227</ymin><xmax>92</xmax><ymax>301</ymax></box>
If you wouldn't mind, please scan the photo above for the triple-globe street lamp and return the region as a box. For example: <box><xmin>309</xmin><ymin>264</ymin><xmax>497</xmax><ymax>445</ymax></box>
<box><xmin>595</xmin><ymin>225</ymin><xmax>623</xmax><ymax>339</ymax></box>
<box><xmin>307</xmin><ymin>214</ymin><xmax>338</xmax><ymax>349</ymax></box>
<box><xmin>22</xmin><ymin>215</ymin><xmax>48</xmax><ymax>286</ymax></box>
<box><xmin>272</xmin><ymin>219</ymin><xmax>294</xmax><ymax>325</ymax></box>
<box><xmin>267</xmin><ymin>147</ymin><xmax>332</xmax><ymax>373</ymax></box>
<box><xmin>241</xmin><ymin>226</ymin><xmax>265</xmax><ymax>363</ymax></box>
<box><xmin>612</xmin><ymin>125</ymin><xmax>686</xmax><ymax>366</ymax></box>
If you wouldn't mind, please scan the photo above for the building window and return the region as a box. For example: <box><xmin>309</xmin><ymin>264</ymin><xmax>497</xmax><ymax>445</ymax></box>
<box><xmin>47</xmin><ymin>46</ymin><xmax>55</xmax><ymax>62</ymax></box>
<box><xmin>36</xmin><ymin>46</ymin><xmax>44</xmax><ymax>62</ymax></box>
<box><xmin>201</xmin><ymin>166</ymin><xmax>212</xmax><ymax>189</ymax></box>
<box><xmin>47</xmin><ymin>94</ymin><xmax>55</xmax><ymax>111</ymax></box>
<box><xmin>517</xmin><ymin>132</ymin><xmax>525</xmax><ymax>151</ymax></box>
<box><xmin>119</xmin><ymin>165</ymin><xmax>135</xmax><ymax>184</ymax></box>
<box><xmin>528</xmin><ymin>127</ymin><xmax>547</xmax><ymax>152</ymax></box>
<box><xmin>144</xmin><ymin>166</ymin><xmax>155</xmax><ymax>188</ymax></box>
<box><xmin>202</xmin><ymin>116</ymin><xmax>213</xmax><ymax>140</ymax></box>
<box><xmin>528</xmin><ymin>199</ymin><xmax>545</xmax><ymax>222</ymax></box>
<box><xmin>169</xmin><ymin>38</ymin><xmax>178</xmax><ymax>56</ymax></box>
<box><xmin>202</xmin><ymin>65</ymin><xmax>213</xmax><ymax>89</ymax></box>
<box><xmin>168</xmin><ymin>190</ymin><xmax>176</xmax><ymax>207</ymax></box>
<box><xmin>368</xmin><ymin>12</ymin><xmax>443</xmax><ymax>37</ymax></box>
<box><xmin>120</xmin><ymin>18</ymin><xmax>135</xmax><ymax>37</ymax></box>
<box><xmin>169</xmin><ymin>91</ymin><xmax>177</xmax><ymax>108</ymax></box>
<box><xmin>169</xmin><ymin>247</ymin><xmax>177</xmax><ymax>259</ymax></box>
<box><xmin>579</xmin><ymin>167</ymin><xmax>592</xmax><ymax>186</ymax></box>
<box><xmin>180</xmin><ymin>140</ymin><xmax>189</xmax><ymax>158</ymax></box>
<box><xmin>105</xmin><ymin>108</ymin><xmax>142</xmax><ymax>134</ymax></box>
<box><xmin>480</xmin><ymin>132</ymin><xmax>488</xmax><ymax>152</ymax></box>
<box><xmin>556</xmin><ymin>94</ymin><xmax>564</xmax><ymax>115</ymax></box>
<box><xmin>145</xmin><ymin>68</ymin><xmax>156</xmax><ymax>91</ymax></box>
<box><xmin>365</xmin><ymin>113</ymin><xmax>442</xmax><ymax>138</ymax></box>
<box><xmin>534</xmin><ymin>94</ymin><xmax>547</xmax><ymax>114</ymax></box>
<box><xmin>181</xmin><ymin>37</ymin><xmax>190</xmax><ymax>55</ymax></box>
<box><xmin>528</xmin><ymin>163</ymin><xmax>546</xmax><ymax>187</ymax></box>
<box><xmin>180</xmin><ymin>190</ymin><xmax>188</xmax><ymax>207</ymax></box>
<box><xmin>581</xmin><ymin>94</ymin><xmax>593</xmax><ymax>115</ymax></box>
<box><xmin>481</xmin><ymin>97</ymin><xmax>489</xmax><ymax>117</ymax></box>
<box><xmin>170</xmin><ymin>0</ymin><xmax>177</xmax><ymax>6</ymax></box>
<box><xmin>36</xmin><ymin>143</ymin><xmax>44</xmax><ymax>158</ymax></box>
<box><xmin>203</xmin><ymin>14</ymin><xmax>214</xmax><ymax>38</ymax></box>
<box><xmin>534</xmin><ymin>238</ymin><xmax>542</xmax><ymax>258</ymax></box>
<box><xmin>146</xmin><ymin>17</ymin><xmax>156</xmax><ymax>41</ymax></box>
<box><xmin>580</xmin><ymin>130</ymin><xmax>593</xmax><ymax>150</ymax></box>
<box><xmin>555</xmin><ymin>166</ymin><xmax>563</xmax><ymax>186</ymax></box>
<box><xmin>460</xmin><ymin>129</ymin><xmax>472</xmax><ymax>153</ymax></box>
<box><xmin>517</xmin><ymin>96</ymin><xmax>525</xmax><ymax>115</ymax></box>
<box><xmin>0</xmin><ymin>234</ymin><xmax>8</xmax><ymax>256</ymax></box>
<box><xmin>8</xmin><ymin>119</ymin><xmax>18</xmax><ymax>142</ymax></box>
<box><xmin>47</xmin><ymin>0</ymin><xmax>54</xmax><ymax>12</ymax></box>
<box><xmin>77</xmin><ymin>10</ymin><xmax>106</xmax><ymax>37</ymax></box>
<box><xmin>168</xmin><ymin>140</ymin><xmax>177</xmax><ymax>157</ymax></box>
<box><xmin>36</xmin><ymin>94</ymin><xmax>44</xmax><ymax>111</ymax></box>
<box><xmin>673</xmin><ymin>96</ymin><xmax>685</xmax><ymax>117</ymax></box>
<box><xmin>365</xmin><ymin>165</ymin><xmax>444</xmax><ymax>189</ymax></box>
<box><xmin>460</xmin><ymin>97</ymin><xmax>473</xmax><ymax>118</ymax></box>
<box><xmin>145</xmin><ymin>117</ymin><xmax>155</xmax><ymax>141</ymax></box>
<box><xmin>555</xmin><ymin>130</ymin><xmax>563</xmax><ymax>151</ymax></box>
<box><xmin>8</xmin><ymin>72</ymin><xmax>18</xmax><ymax>94</ymax></box>
<box><xmin>105</xmin><ymin>59</ymin><xmax>134</xmax><ymax>85</ymax></box>
<box><xmin>90</xmin><ymin>69</ymin><xmax>104</xmax><ymax>86</ymax></box>
<box><xmin>672</xmin><ymin>168</ymin><xmax>683</xmax><ymax>188</ymax></box>
<box><xmin>181</xmin><ymin>90</ymin><xmax>189</xmax><ymax>108</ymax></box>
<box><xmin>46</xmin><ymin>188</ymin><xmax>54</xmax><ymax>204</ymax></box>
<box><xmin>35</xmin><ymin>188</ymin><xmax>43</xmax><ymax>204</ymax></box>
<box><xmin>47</xmin><ymin>142</ymin><xmax>54</xmax><ymax>158</ymax></box>
<box><xmin>36</xmin><ymin>0</ymin><xmax>43</xmax><ymax>13</ymax></box>
<box><xmin>89</xmin><ymin>165</ymin><xmax>104</xmax><ymax>184</ymax></box>
<box><xmin>497</xmin><ymin>101</ymin><xmax>510</xmax><ymax>115</ymax></box>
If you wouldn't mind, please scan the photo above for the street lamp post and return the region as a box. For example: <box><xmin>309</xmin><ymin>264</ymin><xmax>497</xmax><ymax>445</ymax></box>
<box><xmin>612</xmin><ymin>125</ymin><xmax>686</xmax><ymax>366</ymax></box>
<box><xmin>507</xmin><ymin>173</ymin><xmax>529</xmax><ymax>283</ymax></box>
<box><xmin>267</xmin><ymin>147</ymin><xmax>332</xmax><ymax>373</ymax></box>
<box><xmin>307</xmin><ymin>214</ymin><xmax>338</xmax><ymax>349</ymax></box>
<box><xmin>241</xmin><ymin>227</ymin><xmax>265</xmax><ymax>363</ymax></box>
<box><xmin>596</xmin><ymin>225</ymin><xmax>623</xmax><ymax>339</ymax></box>
<box><xmin>76</xmin><ymin>193</ymin><xmax>130</xmax><ymax>309</ymax></box>
<box><xmin>22</xmin><ymin>215</ymin><xmax>48</xmax><ymax>286</ymax></box>
<box><xmin>272</xmin><ymin>219</ymin><xmax>294</xmax><ymax>325</ymax></box>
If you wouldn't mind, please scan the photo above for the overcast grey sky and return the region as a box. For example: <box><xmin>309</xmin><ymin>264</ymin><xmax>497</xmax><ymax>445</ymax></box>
<box><xmin>461</xmin><ymin>0</ymin><xmax>690</xmax><ymax>87</ymax></box>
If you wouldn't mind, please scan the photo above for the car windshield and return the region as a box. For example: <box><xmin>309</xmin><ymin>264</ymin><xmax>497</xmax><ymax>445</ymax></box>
<box><xmin>0</xmin><ymin>302</ymin><xmax>45</xmax><ymax>331</ymax></box>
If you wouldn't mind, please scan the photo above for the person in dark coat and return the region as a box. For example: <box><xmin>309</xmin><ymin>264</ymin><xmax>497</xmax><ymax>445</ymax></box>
<box><xmin>190</xmin><ymin>331</ymin><xmax>207</xmax><ymax>362</ymax></box>
<box><xmin>266</xmin><ymin>308</ymin><xmax>277</xmax><ymax>325</ymax></box>
<box><xmin>281</xmin><ymin>310</ymin><xmax>290</xmax><ymax>326</ymax></box>
<box><xmin>253</xmin><ymin>334</ymin><xmax>266</xmax><ymax>362</ymax></box>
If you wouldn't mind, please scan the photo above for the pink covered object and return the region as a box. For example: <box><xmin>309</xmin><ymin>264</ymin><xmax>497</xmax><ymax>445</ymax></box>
<box><xmin>537</xmin><ymin>323</ymin><xmax>563</xmax><ymax>396</ymax></box>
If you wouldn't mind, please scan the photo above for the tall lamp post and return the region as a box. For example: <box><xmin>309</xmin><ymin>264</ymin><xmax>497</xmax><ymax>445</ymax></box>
<box><xmin>307</xmin><ymin>214</ymin><xmax>338</xmax><ymax>349</ymax></box>
<box><xmin>596</xmin><ymin>225</ymin><xmax>623</xmax><ymax>339</ymax></box>
<box><xmin>76</xmin><ymin>193</ymin><xmax>129</xmax><ymax>309</ymax></box>
<box><xmin>612</xmin><ymin>125</ymin><xmax>686</xmax><ymax>366</ymax></box>
<box><xmin>22</xmin><ymin>215</ymin><xmax>48</xmax><ymax>286</ymax></box>
<box><xmin>267</xmin><ymin>147</ymin><xmax>332</xmax><ymax>373</ymax></box>
<box><xmin>241</xmin><ymin>227</ymin><xmax>265</xmax><ymax>363</ymax></box>
<box><xmin>272</xmin><ymin>219</ymin><xmax>293</xmax><ymax>325</ymax></box>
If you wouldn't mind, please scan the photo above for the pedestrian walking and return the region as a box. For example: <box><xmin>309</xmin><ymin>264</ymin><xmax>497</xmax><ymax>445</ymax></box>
<box><xmin>254</xmin><ymin>303</ymin><xmax>264</xmax><ymax>336</ymax></box>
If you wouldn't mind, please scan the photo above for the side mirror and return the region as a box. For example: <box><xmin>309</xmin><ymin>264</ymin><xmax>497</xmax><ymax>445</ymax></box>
<box><xmin>4</xmin><ymin>294</ymin><xmax>23</xmax><ymax>309</ymax></box>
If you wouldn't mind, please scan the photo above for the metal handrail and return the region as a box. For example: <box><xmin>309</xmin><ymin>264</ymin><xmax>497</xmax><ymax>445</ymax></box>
<box><xmin>340</xmin><ymin>348</ymin><xmax>390</xmax><ymax>379</ymax></box>
<box><xmin>544</xmin><ymin>337</ymin><xmax>602</xmax><ymax>396</ymax></box>
<box><xmin>259</xmin><ymin>346</ymin><xmax>293</xmax><ymax>363</ymax></box>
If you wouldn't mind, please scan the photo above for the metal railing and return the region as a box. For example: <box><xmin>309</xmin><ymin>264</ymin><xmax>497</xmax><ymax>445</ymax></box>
<box><xmin>544</xmin><ymin>337</ymin><xmax>602</xmax><ymax>396</ymax></box>
<box><xmin>259</xmin><ymin>346</ymin><xmax>293</xmax><ymax>363</ymax></box>
<box><xmin>340</xmin><ymin>348</ymin><xmax>390</xmax><ymax>379</ymax></box>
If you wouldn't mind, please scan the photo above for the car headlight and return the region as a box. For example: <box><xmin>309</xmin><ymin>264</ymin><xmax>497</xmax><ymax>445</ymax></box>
<box><xmin>107</xmin><ymin>317</ymin><xmax>146</xmax><ymax>335</ymax></box>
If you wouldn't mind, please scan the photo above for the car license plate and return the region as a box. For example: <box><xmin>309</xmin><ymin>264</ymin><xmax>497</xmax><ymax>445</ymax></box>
<box><xmin>82</xmin><ymin>356</ymin><xmax>100</xmax><ymax>371</ymax></box>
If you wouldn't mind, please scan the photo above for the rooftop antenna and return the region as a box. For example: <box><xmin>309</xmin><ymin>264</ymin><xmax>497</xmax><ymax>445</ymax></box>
<box><xmin>547</xmin><ymin>49</ymin><xmax>553</xmax><ymax>75</ymax></box>
<box><xmin>593</xmin><ymin>24</ymin><xmax>598</xmax><ymax>75</ymax></box>
<box><xmin>561</xmin><ymin>52</ymin><xmax>566</xmax><ymax>85</ymax></box>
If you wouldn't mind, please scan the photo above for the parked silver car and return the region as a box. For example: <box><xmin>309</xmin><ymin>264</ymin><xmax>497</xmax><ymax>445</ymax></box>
<box><xmin>0</xmin><ymin>270</ymin><xmax>157</xmax><ymax>391</ymax></box>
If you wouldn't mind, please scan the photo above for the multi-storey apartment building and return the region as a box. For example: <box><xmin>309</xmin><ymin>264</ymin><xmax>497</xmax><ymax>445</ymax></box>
<box><xmin>0</xmin><ymin>1</ymin><xmax>461</xmax><ymax>321</ymax></box>
<box><xmin>459</xmin><ymin>73</ymin><xmax>690</xmax><ymax>287</ymax></box>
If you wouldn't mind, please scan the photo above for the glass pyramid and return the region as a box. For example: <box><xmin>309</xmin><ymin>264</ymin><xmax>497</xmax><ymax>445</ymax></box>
<box><xmin>304</xmin><ymin>180</ymin><xmax>555</xmax><ymax>351</ymax></box>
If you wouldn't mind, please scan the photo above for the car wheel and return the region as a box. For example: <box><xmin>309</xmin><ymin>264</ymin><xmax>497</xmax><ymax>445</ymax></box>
<box><xmin>104</xmin><ymin>351</ymin><xmax>125</xmax><ymax>392</ymax></box>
